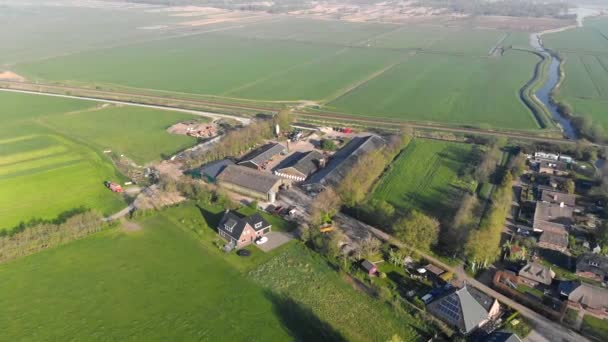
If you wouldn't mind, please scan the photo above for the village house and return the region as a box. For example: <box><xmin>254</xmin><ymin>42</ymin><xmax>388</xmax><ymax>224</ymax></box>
<box><xmin>576</xmin><ymin>253</ymin><xmax>608</xmax><ymax>282</ymax></box>
<box><xmin>537</xmin><ymin>159</ymin><xmax>568</xmax><ymax>176</ymax></box>
<box><xmin>518</xmin><ymin>262</ymin><xmax>554</xmax><ymax>287</ymax></box>
<box><xmin>217</xmin><ymin>210</ymin><xmax>271</xmax><ymax>249</ymax></box>
<box><xmin>273</xmin><ymin>150</ymin><xmax>325</xmax><ymax>182</ymax></box>
<box><xmin>533</xmin><ymin>201</ymin><xmax>573</xmax><ymax>253</ymax></box>
<box><xmin>303</xmin><ymin>135</ymin><xmax>385</xmax><ymax>192</ymax></box>
<box><xmin>540</xmin><ymin>190</ymin><xmax>576</xmax><ymax>208</ymax></box>
<box><xmin>216</xmin><ymin>164</ymin><xmax>284</xmax><ymax>203</ymax></box>
<box><xmin>238</xmin><ymin>143</ymin><xmax>286</xmax><ymax>170</ymax></box>
<box><xmin>427</xmin><ymin>285</ymin><xmax>501</xmax><ymax>335</ymax></box>
<box><xmin>559</xmin><ymin>280</ymin><xmax>608</xmax><ymax>316</ymax></box>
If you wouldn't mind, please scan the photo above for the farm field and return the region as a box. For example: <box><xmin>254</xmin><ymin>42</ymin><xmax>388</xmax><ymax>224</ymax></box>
<box><xmin>40</xmin><ymin>105</ymin><xmax>198</xmax><ymax>164</ymax></box>
<box><xmin>0</xmin><ymin>214</ymin><xmax>291</xmax><ymax>341</ymax></box>
<box><xmin>544</xmin><ymin>17</ymin><xmax>608</xmax><ymax>130</ymax></box>
<box><xmin>0</xmin><ymin>92</ymin><xmax>200</xmax><ymax>229</ymax></box>
<box><xmin>327</xmin><ymin>51</ymin><xmax>540</xmax><ymax>129</ymax></box>
<box><xmin>12</xmin><ymin>15</ymin><xmax>543</xmax><ymax>130</ymax></box>
<box><xmin>371</xmin><ymin>139</ymin><xmax>476</xmax><ymax>217</ymax></box>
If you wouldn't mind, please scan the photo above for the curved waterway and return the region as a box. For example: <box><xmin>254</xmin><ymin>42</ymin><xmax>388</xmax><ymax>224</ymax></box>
<box><xmin>530</xmin><ymin>33</ymin><xmax>578</xmax><ymax>139</ymax></box>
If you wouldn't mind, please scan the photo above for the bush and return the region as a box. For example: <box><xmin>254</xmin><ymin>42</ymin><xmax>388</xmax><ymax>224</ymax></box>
<box><xmin>320</xmin><ymin>139</ymin><xmax>337</xmax><ymax>151</ymax></box>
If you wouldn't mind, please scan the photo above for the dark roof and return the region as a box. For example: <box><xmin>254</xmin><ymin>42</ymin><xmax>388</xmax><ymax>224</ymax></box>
<box><xmin>217</xmin><ymin>165</ymin><xmax>282</xmax><ymax>194</ymax></box>
<box><xmin>560</xmin><ymin>280</ymin><xmax>608</xmax><ymax>310</ymax></box>
<box><xmin>541</xmin><ymin>190</ymin><xmax>576</xmax><ymax>207</ymax></box>
<box><xmin>533</xmin><ymin>201</ymin><xmax>574</xmax><ymax>231</ymax></box>
<box><xmin>238</xmin><ymin>143</ymin><xmax>285</xmax><ymax>167</ymax></box>
<box><xmin>200</xmin><ymin>159</ymin><xmax>234</xmax><ymax>179</ymax></box>
<box><xmin>218</xmin><ymin>211</ymin><xmax>271</xmax><ymax>241</ymax></box>
<box><xmin>427</xmin><ymin>285</ymin><xmax>495</xmax><ymax>334</ymax></box>
<box><xmin>576</xmin><ymin>253</ymin><xmax>608</xmax><ymax>280</ymax></box>
<box><xmin>518</xmin><ymin>262</ymin><xmax>554</xmax><ymax>285</ymax></box>
<box><xmin>539</xmin><ymin>159</ymin><xmax>567</xmax><ymax>171</ymax></box>
<box><xmin>483</xmin><ymin>331</ymin><xmax>522</xmax><ymax>342</ymax></box>
<box><xmin>539</xmin><ymin>228</ymin><xmax>568</xmax><ymax>250</ymax></box>
<box><xmin>361</xmin><ymin>260</ymin><xmax>376</xmax><ymax>272</ymax></box>
<box><xmin>275</xmin><ymin>150</ymin><xmax>324</xmax><ymax>177</ymax></box>
<box><xmin>304</xmin><ymin>135</ymin><xmax>385</xmax><ymax>188</ymax></box>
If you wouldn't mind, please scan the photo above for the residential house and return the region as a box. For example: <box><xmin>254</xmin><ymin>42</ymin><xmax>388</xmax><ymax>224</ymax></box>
<box><xmin>576</xmin><ymin>253</ymin><xmax>608</xmax><ymax>282</ymax></box>
<box><xmin>518</xmin><ymin>262</ymin><xmax>555</xmax><ymax>287</ymax></box>
<box><xmin>238</xmin><ymin>143</ymin><xmax>286</xmax><ymax>170</ymax></box>
<box><xmin>533</xmin><ymin>201</ymin><xmax>573</xmax><ymax>252</ymax></box>
<box><xmin>538</xmin><ymin>160</ymin><xmax>568</xmax><ymax>176</ymax></box>
<box><xmin>198</xmin><ymin>159</ymin><xmax>234</xmax><ymax>183</ymax></box>
<box><xmin>217</xmin><ymin>211</ymin><xmax>271</xmax><ymax>249</ymax></box>
<box><xmin>303</xmin><ymin>135</ymin><xmax>385</xmax><ymax>192</ymax></box>
<box><xmin>559</xmin><ymin>280</ymin><xmax>608</xmax><ymax>316</ymax></box>
<box><xmin>361</xmin><ymin>260</ymin><xmax>377</xmax><ymax>276</ymax></box>
<box><xmin>427</xmin><ymin>285</ymin><xmax>501</xmax><ymax>335</ymax></box>
<box><xmin>217</xmin><ymin>164</ymin><xmax>284</xmax><ymax>203</ymax></box>
<box><xmin>540</xmin><ymin>190</ymin><xmax>576</xmax><ymax>208</ymax></box>
<box><xmin>274</xmin><ymin>150</ymin><xmax>325</xmax><ymax>182</ymax></box>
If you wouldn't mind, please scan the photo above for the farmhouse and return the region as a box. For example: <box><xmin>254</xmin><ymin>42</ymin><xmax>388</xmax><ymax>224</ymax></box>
<box><xmin>559</xmin><ymin>280</ymin><xmax>608</xmax><ymax>315</ymax></box>
<box><xmin>576</xmin><ymin>253</ymin><xmax>608</xmax><ymax>282</ymax></box>
<box><xmin>303</xmin><ymin>135</ymin><xmax>385</xmax><ymax>192</ymax></box>
<box><xmin>198</xmin><ymin>159</ymin><xmax>234</xmax><ymax>183</ymax></box>
<box><xmin>274</xmin><ymin>150</ymin><xmax>325</xmax><ymax>182</ymax></box>
<box><xmin>427</xmin><ymin>285</ymin><xmax>500</xmax><ymax>335</ymax></box>
<box><xmin>217</xmin><ymin>210</ymin><xmax>271</xmax><ymax>249</ymax></box>
<box><xmin>217</xmin><ymin>165</ymin><xmax>283</xmax><ymax>203</ymax></box>
<box><xmin>518</xmin><ymin>262</ymin><xmax>554</xmax><ymax>286</ymax></box>
<box><xmin>238</xmin><ymin>143</ymin><xmax>286</xmax><ymax>170</ymax></box>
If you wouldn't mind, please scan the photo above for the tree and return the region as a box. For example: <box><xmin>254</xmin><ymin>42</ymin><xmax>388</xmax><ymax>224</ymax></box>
<box><xmin>319</xmin><ymin>139</ymin><xmax>337</xmax><ymax>151</ymax></box>
<box><xmin>597</xmin><ymin>222</ymin><xmax>608</xmax><ymax>251</ymax></box>
<box><xmin>356</xmin><ymin>235</ymin><xmax>381</xmax><ymax>260</ymax></box>
<box><xmin>392</xmin><ymin>210</ymin><xmax>439</xmax><ymax>251</ymax></box>
<box><xmin>273</xmin><ymin>109</ymin><xmax>293</xmax><ymax>133</ymax></box>
<box><xmin>563</xmin><ymin>179</ymin><xmax>575</xmax><ymax>194</ymax></box>
<box><xmin>311</xmin><ymin>188</ymin><xmax>341</xmax><ymax>225</ymax></box>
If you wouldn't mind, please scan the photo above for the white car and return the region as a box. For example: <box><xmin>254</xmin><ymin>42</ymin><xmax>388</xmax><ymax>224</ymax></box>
<box><xmin>255</xmin><ymin>236</ymin><xmax>269</xmax><ymax>245</ymax></box>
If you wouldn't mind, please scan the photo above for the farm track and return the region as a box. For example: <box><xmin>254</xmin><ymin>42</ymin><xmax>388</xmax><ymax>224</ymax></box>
<box><xmin>0</xmin><ymin>81</ymin><xmax>596</xmax><ymax>147</ymax></box>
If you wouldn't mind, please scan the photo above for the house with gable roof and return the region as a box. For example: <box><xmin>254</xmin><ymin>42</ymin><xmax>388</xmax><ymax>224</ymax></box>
<box><xmin>217</xmin><ymin>210</ymin><xmax>271</xmax><ymax>249</ymax></box>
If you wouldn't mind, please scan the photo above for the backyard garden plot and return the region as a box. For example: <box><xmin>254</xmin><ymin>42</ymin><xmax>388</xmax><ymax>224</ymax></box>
<box><xmin>372</xmin><ymin>139</ymin><xmax>475</xmax><ymax>217</ymax></box>
<box><xmin>327</xmin><ymin>51</ymin><xmax>540</xmax><ymax>129</ymax></box>
<box><xmin>40</xmin><ymin>105</ymin><xmax>199</xmax><ymax>164</ymax></box>
<box><xmin>0</xmin><ymin>215</ymin><xmax>292</xmax><ymax>341</ymax></box>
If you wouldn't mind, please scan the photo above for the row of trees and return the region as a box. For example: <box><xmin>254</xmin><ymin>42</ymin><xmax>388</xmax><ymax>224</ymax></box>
<box><xmin>0</xmin><ymin>210</ymin><xmax>106</xmax><ymax>264</ymax></box>
<box><xmin>419</xmin><ymin>0</ymin><xmax>572</xmax><ymax>18</ymax></box>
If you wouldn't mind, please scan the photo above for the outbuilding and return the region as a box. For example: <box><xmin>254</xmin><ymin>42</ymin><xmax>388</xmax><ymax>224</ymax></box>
<box><xmin>217</xmin><ymin>164</ymin><xmax>284</xmax><ymax>203</ymax></box>
<box><xmin>361</xmin><ymin>260</ymin><xmax>377</xmax><ymax>276</ymax></box>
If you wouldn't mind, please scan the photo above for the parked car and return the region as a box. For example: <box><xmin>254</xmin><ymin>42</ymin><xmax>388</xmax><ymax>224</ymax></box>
<box><xmin>256</xmin><ymin>236</ymin><xmax>269</xmax><ymax>245</ymax></box>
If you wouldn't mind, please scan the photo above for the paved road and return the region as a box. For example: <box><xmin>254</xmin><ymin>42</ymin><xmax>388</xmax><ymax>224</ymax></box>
<box><xmin>337</xmin><ymin>214</ymin><xmax>588</xmax><ymax>342</ymax></box>
<box><xmin>0</xmin><ymin>87</ymin><xmax>251</xmax><ymax>125</ymax></box>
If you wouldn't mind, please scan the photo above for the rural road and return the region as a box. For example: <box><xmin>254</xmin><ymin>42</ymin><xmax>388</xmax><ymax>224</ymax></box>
<box><xmin>336</xmin><ymin>213</ymin><xmax>589</xmax><ymax>342</ymax></box>
<box><xmin>0</xmin><ymin>87</ymin><xmax>251</xmax><ymax>125</ymax></box>
<box><xmin>0</xmin><ymin>81</ymin><xmax>599</xmax><ymax>147</ymax></box>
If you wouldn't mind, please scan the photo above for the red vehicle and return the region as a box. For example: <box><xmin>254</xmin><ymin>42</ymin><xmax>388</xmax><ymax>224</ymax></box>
<box><xmin>342</xmin><ymin>127</ymin><xmax>353</xmax><ymax>134</ymax></box>
<box><xmin>104</xmin><ymin>181</ymin><xmax>123</xmax><ymax>193</ymax></box>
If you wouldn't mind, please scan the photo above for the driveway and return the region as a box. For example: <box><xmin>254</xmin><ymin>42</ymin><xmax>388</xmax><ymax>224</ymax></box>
<box><xmin>256</xmin><ymin>231</ymin><xmax>293</xmax><ymax>252</ymax></box>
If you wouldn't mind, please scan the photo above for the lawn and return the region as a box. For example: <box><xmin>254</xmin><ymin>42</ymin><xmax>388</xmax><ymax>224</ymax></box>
<box><xmin>581</xmin><ymin>314</ymin><xmax>608</xmax><ymax>341</ymax></box>
<box><xmin>248</xmin><ymin>242</ymin><xmax>432</xmax><ymax>341</ymax></box>
<box><xmin>371</xmin><ymin>139</ymin><xmax>476</xmax><ymax>217</ymax></box>
<box><xmin>40</xmin><ymin>105</ymin><xmax>199</xmax><ymax>164</ymax></box>
<box><xmin>327</xmin><ymin>50</ymin><xmax>540</xmax><ymax>129</ymax></box>
<box><xmin>0</xmin><ymin>214</ymin><xmax>292</xmax><ymax>341</ymax></box>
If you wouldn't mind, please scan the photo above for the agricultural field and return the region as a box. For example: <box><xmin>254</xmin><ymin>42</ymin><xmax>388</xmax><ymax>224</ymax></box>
<box><xmin>11</xmin><ymin>14</ymin><xmax>543</xmax><ymax>130</ymax></box>
<box><xmin>544</xmin><ymin>17</ymin><xmax>608</xmax><ymax>130</ymax></box>
<box><xmin>0</xmin><ymin>214</ymin><xmax>291</xmax><ymax>341</ymax></box>
<box><xmin>0</xmin><ymin>92</ymin><xmax>200</xmax><ymax>229</ymax></box>
<box><xmin>371</xmin><ymin>139</ymin><xmax>476</xmax><ymax>217</ymax></box>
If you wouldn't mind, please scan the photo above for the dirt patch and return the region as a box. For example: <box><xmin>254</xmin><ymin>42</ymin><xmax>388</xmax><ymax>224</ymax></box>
<box><xmin>153</xmin><ymin>160</ymin><xmax>184</xmax><ymax>180</ymax></box>
<box><xmin>134</xmin><ymin>185</ymin><xmax>186</xmax><ymax>210</ymax></box>
<box><xmin>167</xmin><ymin>120</ymin><xmax>217</xmax><ymax>139</ymax></box>
<box><xmin>0</xmin><ymin>71</ymin><xmax>25</xmax><ymax>82</ymax></box>
<box><xmin>121</xmin><ymin>219</ymin><xmax>142</xmax><ymax>232</ymax></box>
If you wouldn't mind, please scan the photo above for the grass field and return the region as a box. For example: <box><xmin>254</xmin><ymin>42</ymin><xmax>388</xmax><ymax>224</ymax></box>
<box><xmin>0</xmin><ymin>92</ymin><xmax>200</xmax><ymax>229</ymax></box>
<box><xmin>544</xmin><ymin>17</ymin><xmax>608</xmax><ymax>130</ymax></box>
<box><xmin>371</xmin><ymin>139</ymin><xmax>476</xmax><ymax>217</ymax></box>
<box><xmin>581</xmin><ymin>315</ymin><xmax>608</xmax><ymax>341</ymax></box>
<box><xmin>0</xmin><ymin>214</ymin><xmax>292</xmax><ymax>341</ymax></box>
<box><xmin>12</xmin><ymin>15</ymin><xmax>542</xmax><ymax>130</ymax></box>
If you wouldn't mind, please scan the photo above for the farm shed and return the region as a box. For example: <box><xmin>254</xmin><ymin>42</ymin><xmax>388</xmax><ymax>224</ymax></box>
<box><xmin>303</xmin><ymin>135</ymin><xmax>385</xmax><ymax>192</ymax></box>
<box><xmin>361</xmin><ymin>260</ymin><xmax>377</xmax><ymax>276</ymax></box>
<box><xmin>198</xmin><ymin>159</ymin><xmax>234</xmax><ymax>183</ymax></box>
<box><xmin>238</xmin><ymin>143</ymin><xmax>286</xmax><ymax>170</ymax></box>
<box><xmin>274</xmin><ymin>150</ymin><xmax>325</xmax><ymax>182</ymax></box>
<box><xmin>217</xmin><ymin>165</ymin><xmax>283</xmax><ymax>203</ymax></box>
<box><xmin>218</xmin><ymin>210</ymin><xmax>271</xmax><ymax>250</ymax></box>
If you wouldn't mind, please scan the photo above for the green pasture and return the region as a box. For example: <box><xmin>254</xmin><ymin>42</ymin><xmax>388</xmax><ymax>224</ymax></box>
<box><xmin>40</xmin><ymin>105</ymin><xmax>198</xmax><ymax>164</ymax></box>
<box><xmin>0</xmin><ymin>214</ymin><xmax>291</xmax><ymax>341</ymax></box>
<box><xmin>371</xmin><ymin>139</ymin><xmax>475</xmax><ymax>217</ymax></box>
<box><xmin>327</xmin><ymin>50</ymin><xmax>540</xmax><ymax>129</ymax></box>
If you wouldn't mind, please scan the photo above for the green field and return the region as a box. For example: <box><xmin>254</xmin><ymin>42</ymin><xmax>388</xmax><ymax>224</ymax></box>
<box><xmin>11</xmin><ymin>14</ymin><xmax>542</xmax><ymax>130</ymax></box>
<box><xmin>372</xmin><ymin>139</ymin><xmax>475</xmax><ymax>217</ymax></box>
<box><xmin>544</xmin><ymin>18</ymin><xmax>608</xmax><ymax>130</ymax></box>
<box><xmin>0</xmin><ymin>92</ymin><xmax>199</xmax><ymax>229</ymax></box>
<box><xmin>581</xmin><ymin>315</ymin><xmax>608</xmax><ymax>341</ymax></box>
